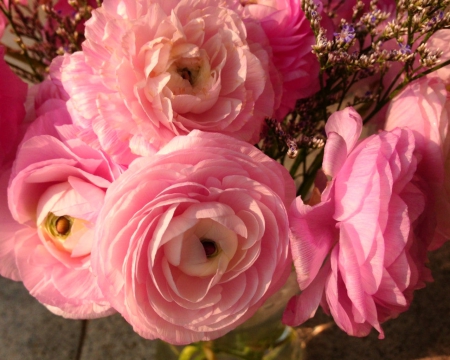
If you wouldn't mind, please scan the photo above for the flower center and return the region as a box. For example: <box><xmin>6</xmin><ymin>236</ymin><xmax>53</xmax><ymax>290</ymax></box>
<box><xmin>201</xmin><ymin>239</ymin><xmax>219</xmax><ymax>258</ymax></box>
<box><xmin>44</xmin><ymin>212</ymin><xmax>74</xmax><ymax>240</ymax></box>
<box><xmin>177</xmin><ymin>67</ymin><xmax>194</xmax><ymax>85</ymax></box>
<box><xmin>175</xmin><ymin>62</ymin><xmax>201</xmax><ymax>87</ymax></box>
<box><xmin>165</xmin><ymin>46</ymin><xmax>212</xmax><ymax>97</ymax></box>
<box><xmin>55</xmin><ymin>216</ymin><xmax>72</xmax><ymax>236</ymax></box>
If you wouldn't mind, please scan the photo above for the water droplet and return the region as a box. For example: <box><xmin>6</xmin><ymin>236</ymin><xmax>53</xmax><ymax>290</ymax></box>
<box><xmin>287</xmin><ymin>148</ymin><xmax>298</xmax><ymax>159</ymax></box>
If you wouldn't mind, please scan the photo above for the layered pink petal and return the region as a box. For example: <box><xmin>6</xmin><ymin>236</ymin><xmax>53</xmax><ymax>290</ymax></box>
<box><xmin>385</xmin><ymin>76</ymin><xmax>450</xmax><ymax>248</ymax></box>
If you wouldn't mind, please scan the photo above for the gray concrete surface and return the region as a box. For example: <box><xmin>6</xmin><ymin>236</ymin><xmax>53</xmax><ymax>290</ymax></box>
<box><xmin>0</xmin><ymin>277</ymin><xmax>82</xmax><ymax>360</ymax></box>
<box><xmin>1</xmin><ymin>241</ymin><xmax>450</xmax><ymax>360</ymax></box>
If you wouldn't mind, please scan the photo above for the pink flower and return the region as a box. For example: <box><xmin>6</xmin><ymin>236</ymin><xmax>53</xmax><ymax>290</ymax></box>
<box><xmin>283</xmin><ymin>107</ymin><xmax>437</xmax><ymax>338</ymax></box>
<box><xmin>0</xmin><ymin>106</ymin><xmax>122</xmax><ymax>318</ymax></box>
<box><xmin>33</xmin><ymin>56</ymin><xmax>70</xmax><ymax>117</ymax></box>
<box><xmin>384</xmin><ymin>76</ymin><xmax>450</xmax><ymax>249</ymax></box>
<box><xmin>60</xmin><ymin>0</ymin><xmax>280</xmax><ymax>165</ymax></box>
<box><xmin>34</xmin><ymin>55</ymin><xmax>106</xmax><ymax>153</ymax></box>
<box><xmin>0</xmin><ymin>167</ymin><xmax>23</xmax><ymax>281</ymax></box>
<box><xmin>0</xmin><ymin>47</ymin><xmax>27</xmax><ymax>167</ymax></box>
<box><xmin>229</xmin><ymin>0</ymin><xmax>320</xmax><ymax>119</ymax></box>
<box><xmin>92</xmin><ymin>131</ymin><xmax>295</xmax><ymax>344</ymax></box>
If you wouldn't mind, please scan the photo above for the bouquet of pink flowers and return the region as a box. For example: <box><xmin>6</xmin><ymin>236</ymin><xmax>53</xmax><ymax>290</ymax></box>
<box><xmin>1</xmin><ymin>0</ymin><xmax>449</xmax><ymax>357</ymax></box>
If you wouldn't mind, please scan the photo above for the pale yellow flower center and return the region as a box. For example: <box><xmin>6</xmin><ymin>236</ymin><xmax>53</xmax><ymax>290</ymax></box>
<box><xmin>44</xmin><ymin>212</ymin><xmax>74</xmax><ymax>240</ymax></box>
<box><xmin>166</xmin><ymin>46</ymin><xmax>211</xmax><ymax>96</ymax></box>
<box><xmin>40</xmin><ymin>212</ymin><xmax>90</xmax><ymax>253</ymax></box>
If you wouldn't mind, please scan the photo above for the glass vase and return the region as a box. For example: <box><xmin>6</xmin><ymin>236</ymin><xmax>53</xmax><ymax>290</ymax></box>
<box><xmin>154</xmin><ymin>272</ymin><xmax>302</xmax><ymax>360</ymax></box>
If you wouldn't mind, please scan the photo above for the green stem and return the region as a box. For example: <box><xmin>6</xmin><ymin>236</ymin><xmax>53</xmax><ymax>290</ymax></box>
<box><xmin>319</xmin><ymin>72</ymin><xmax>328</xmax><ymax>122</ymax></box>
<box><xmin>410</xmin><ymin>58</ymin><xmax>450</xmax><ymax>81</ymax></box>
<box><xmin>297</xmin><ymin>150</ymin><xmax>324</xmax><ymax>199</ymax></box>
<box><xmin>212</xmin><ymin>346</ymin><xmax>260</xmax><ymax>360</ymax></box>
<box><xmin>337</xmin><ymin>72</ymin><xmax>358</xmax><ymax>111</ymax></box>
<box><xmin>362</xmin><ymin>65</ymin><xmax>405</xmax><ymax>124</ymax></box>
<box><xmin>289</xmin><ymin>148</ymin><xmax>306</xmax><ymax>179</ymax></box>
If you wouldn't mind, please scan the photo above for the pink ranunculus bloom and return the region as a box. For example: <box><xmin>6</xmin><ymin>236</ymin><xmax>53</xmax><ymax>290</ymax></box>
<box><xmin>91</xmin><ymin>130</ymin><xmax>295</xmax><ymax>344</ymax></box>
<box><xmin>283</xmin><ymin>107</ymin><xmax>438</xmax><ymax>338</ymax></box>
<box><xmin>33</xmin><ymin>54</ymin><xmax>106</xmax><ymax>153</ymax></box>
<box><xmin>0</xmin><ymin>106</ymin><xmax>122</xmax><ymax>319</ymax></box>
<box><xmin>60</xmin><ymin>0</ymin><xmax>280</xmax><ymax>165</ymax></box>
<box><xmin>0</xmin><ymin>47</ymin><xmax>27</xmax><ymax>167</ymax></box>
<box><xmin>384</xmin><ymin>75</ymin><xmax>450</xmax><ymax>250</ymax></box>
<box><xmin>229</xmin><ymin>0</ymin><xmax>320</xmax><ymax>119</ymax></box>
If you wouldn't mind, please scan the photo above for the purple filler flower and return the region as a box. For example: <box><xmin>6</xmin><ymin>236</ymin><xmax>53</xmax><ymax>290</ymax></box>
<box><xmin>334</xmin><ymin>24</ymin><xmax>355</xmax><ymax>43</ymax></box>
<box><xmin>398</xmin><ymin>42</ymin><xmax>412</xmax><ymax>55</ymax></box>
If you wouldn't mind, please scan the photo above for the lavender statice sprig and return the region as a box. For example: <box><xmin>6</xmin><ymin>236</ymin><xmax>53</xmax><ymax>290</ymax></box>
<box><xmin>334</xmin><ymin>24</ymin><xmax>356</xmax><ymax>45</ymax></box>
<box><xmin>300</xmin><ymin>0</ymin><xmax>450</xmax><ymax>124</ymax></box>
<box><xmin>262</xmin><ymin>0</ymin><xmax>450</xmax><ymax>198</ymax></box>
<box><xmin>0</xmin><ymin>0</ymin><xmax>97</xmax><ymax>83</ymax></box>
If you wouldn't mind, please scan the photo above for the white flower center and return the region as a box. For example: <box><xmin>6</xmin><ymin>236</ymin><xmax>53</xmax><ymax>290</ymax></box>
<box><xmin>165</xmin><ymin>46</ymin><xmax>211</xmax><ymax>95</ymax></box>
<box><xmin>164</xmin><ymin>218</ymin><xmax>238</xmax><ymax>277</ymax></box>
